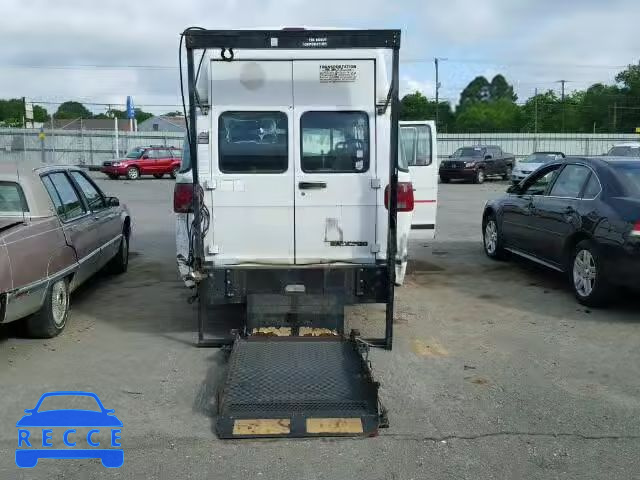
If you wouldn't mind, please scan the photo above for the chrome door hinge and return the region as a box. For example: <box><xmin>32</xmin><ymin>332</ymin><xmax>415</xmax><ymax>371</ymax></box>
<box><xmin>202</xmin><ymin>179</ymin><xmax>216</xmax><ymax>190</ymax></box>
<box><xmin>370</xmin><ymin>244</ymin><xmax>381</xmax><ymax>253</ymax></box>
<box><xmin>207</xmin><ymin>244</ymin><xmax>219</xmax><ymax>255</ymax></box>
<box><xmin>370</xmin><ymin>178</ymin><xmax>382</xmax><ymax>189</ymax></box>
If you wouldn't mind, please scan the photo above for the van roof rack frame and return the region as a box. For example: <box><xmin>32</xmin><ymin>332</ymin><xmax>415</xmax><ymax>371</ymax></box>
<box><xmin>183</xmin><ymin>28</ymin><xmax>401</xmax><ymax>350</ymax></box>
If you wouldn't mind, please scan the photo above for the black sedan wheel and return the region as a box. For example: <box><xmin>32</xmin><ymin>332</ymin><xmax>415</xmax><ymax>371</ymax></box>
<box><xmin>571</xmin><ymin>240</ymin><xmax>611</xmax><ymax>307</ymax></box>
<box><xmin>483</xmin><ymin>214</ymin><xmax>506</xmax><ymax>259</ymax></box>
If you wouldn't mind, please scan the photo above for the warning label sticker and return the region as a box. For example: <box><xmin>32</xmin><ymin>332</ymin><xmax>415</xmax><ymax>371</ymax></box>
<box><xmin>320</xmin><ymin>64</ymin><xmax>357</xmax><ymax>83</ymax></box>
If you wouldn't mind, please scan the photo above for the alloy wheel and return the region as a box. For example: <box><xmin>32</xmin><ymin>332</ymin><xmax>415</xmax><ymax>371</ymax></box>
<box><xmin>484</xmin><ymin>220</ymin><xmax>498</xmax><ymax>255</ymax></box>
<box><xmin>573</xmin><ymin>249</ymin><xmax>597</xmax><ymax>297</ymax></box>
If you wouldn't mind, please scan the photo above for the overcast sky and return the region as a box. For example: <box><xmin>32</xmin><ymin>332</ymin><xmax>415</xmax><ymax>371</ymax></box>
<box><xmin>2</xmin><ymin>0</ymin><xmax>639</xmax><ymax>114</ymax></box>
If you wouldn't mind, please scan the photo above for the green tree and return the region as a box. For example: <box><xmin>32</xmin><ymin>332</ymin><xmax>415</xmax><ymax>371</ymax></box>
<box><xmin>33</xmin><ymin>105</ymin><xmax>49</xmax><ymax>122</ymax></box>
<box><xmin>399</xmin><ymin>91</ymin><xmax>454</xmax><ymax>131</ymax></box>
<box><xmin>54</xmin><ymin>101</ymin><xmax>93</xmax><ymax>119</ymax></box>
<box><xmin>134</xmin><ymin>108</ymin><xmax>153</xmax><ymax>123</ymax></box>
<box><xmin>490</xmin><ymin>74</ymin><xmax>517</xmax><ymax>102</ymax></box>
<box><xmin>458</xmin><ymin>76</ymin><xmax>491</xmax><ymax>111</ymax></box>
<box><xmin>455</xmin><ymin>99</ymin><xmax>523</xmax><ymax>133</ymax></box>
<box><xmin>0</xmin><ymin>99</ymin><xmax>49</xmax><ymax>126</ymax></box>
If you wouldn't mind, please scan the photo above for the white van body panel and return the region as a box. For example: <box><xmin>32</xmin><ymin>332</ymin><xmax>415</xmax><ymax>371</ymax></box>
<box><xmin>200</xmin><ymin>51</ymin><xmax>390</xmax><ymax>267</ymax></box>
<box><xmin>401</xmin><ymin>120</ymin><xmax>438</xmax><ymax>240</ymax></box>
<box><xmin>395</xmin><ymin>120</ymin><xmax>438</xmax><ymax>285</ymax></box>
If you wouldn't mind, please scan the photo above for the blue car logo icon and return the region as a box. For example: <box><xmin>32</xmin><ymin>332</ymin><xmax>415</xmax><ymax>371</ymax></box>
<box><xmin>16</xmin><ymin>391</ymin><xmax>123</xmax><ymax>468</ymax></box>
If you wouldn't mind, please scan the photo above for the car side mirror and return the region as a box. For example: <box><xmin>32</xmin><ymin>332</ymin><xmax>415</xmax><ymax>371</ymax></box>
<box><xmin>107</xmin><ymin>197</ymin><xmax>120</xmax><ymax>207</ymax></box>
<box><xmin>142</xmin><ymin>154</ymin><xmax>149</xmax><ymax>159</ymax></box>
<box><xmin>506</xmin><ymin>184</ymin><xmax>519</xmax><ymax>194</ymax></box>
<box><xmin>485</xmin><ymin>154</ymin><xmax>492</xmax><ymax>160</ymax></box>
<box><xmin>448</xmin><ymin>154</ymin><xmax>453</xmax><ymax>158</ymax></box>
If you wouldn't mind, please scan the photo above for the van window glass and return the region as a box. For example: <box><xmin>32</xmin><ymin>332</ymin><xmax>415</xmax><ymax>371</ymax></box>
<box><xmin>301</xmin><ymin>111</ymin><xmax>369</xmax><ymax>173</ymax></box>
<box><xmin>218</xmin><ymin>112</ymin><xmax>288</xmax><ymax>173</ymax></box>
<box><xmin>179</xmin><ymin>135</ymin><xmax>190</xmax><ymax>173</ymax></box>
<box><xmin>549</xmin><ymin>165</ymin><xmax>591</xmax><ymax>198</ymax></box>
<box><xmin>0</xmin><ymin>182</ymin><xmax>28</xmax><ymax>214</ymax></box>
<box><xmin>400</xmin><ymin>125</ymin><xmax>433</xmax><ymax>170</ymax></box>
<box><xmin>398</xmin><ymin>127</ymin><xmax>415</xmax><ymax>172</ymax></box>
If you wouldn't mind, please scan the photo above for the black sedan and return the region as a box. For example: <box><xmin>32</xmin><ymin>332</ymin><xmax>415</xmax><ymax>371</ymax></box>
<box><xmin>482</xmin><ymin>157</ymin><xmax>640</xmax><ymax>306</ymax></box>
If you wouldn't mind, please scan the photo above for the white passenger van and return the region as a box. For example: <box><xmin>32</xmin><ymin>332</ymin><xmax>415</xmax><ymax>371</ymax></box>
<box><xmin>176</xmin><ymin>120</ymin><xmax>437</xmax><ymax>285</ymax></box>
<box><xmin>175</xmin><ymin>29</ymin><xmax>437</xmax><ymax>302</ymax></box>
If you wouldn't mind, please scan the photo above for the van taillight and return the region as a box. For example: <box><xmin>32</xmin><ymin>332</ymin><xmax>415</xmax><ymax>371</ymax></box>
<box><xmin>384</xmin><ymin>182</ymin><xmax>414</xmax><ymax>212</ymax></box>
<box><xmin>632</xmin><ymin>220</ymin><xmax>640</xmax><ymax>237</ymax></box>
<box><xmin>174</xmin><ymin>183</ymin><xmax>194</xmax><ymax>213</ymax></box>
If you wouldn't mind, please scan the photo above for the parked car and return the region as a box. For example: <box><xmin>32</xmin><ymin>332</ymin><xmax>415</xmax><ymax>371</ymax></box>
<box><xmin>482</xmin><ymin>156</ymin><xmax>640</xmax><ymax>306</ymax></box>
<box><xmin>101</xmin><ymin>146</ymin><xmax>182</xmax><ymax>180</ymax></box>
<box><xmin>512</xmin><ymin>151</ymin><xmax>565</xmax><ymax>183</ymax></box>
<box><xmin>607</xmin><ymin>142</ymin><xmax>640</xmax><ymax>158</ymax></box>
<box><xmin>440</xmin><ymin>145</ymin><xmax>515</xmax><ymax>184</ymax></box>
<box><xmin>0</xmin><ymin>165</ymin><xmax>131</xmax><ymax>337</ymax></box>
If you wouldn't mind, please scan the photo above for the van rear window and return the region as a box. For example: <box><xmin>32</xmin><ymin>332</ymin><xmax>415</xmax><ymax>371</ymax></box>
<box><xmin>301</xmin><ymin>111</ymin><xmax>369</xmax><ymax>173</ymax></box>
<box><xmin>218</xmin><ymin>112</ymin><xmax>288</xmax><ymax>174</ymax></box>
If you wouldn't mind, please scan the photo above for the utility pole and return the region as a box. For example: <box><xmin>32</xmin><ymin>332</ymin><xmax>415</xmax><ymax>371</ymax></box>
<box><xmin>434</xmin><ymin>57</ymin><xmax>447</xmax><ymax>130</ymax></box>
<box><xmin>556</xmin><ymin>80</ymin><xmax>568</xmax><ymax>133</ymax></box>
<box><xmin>534</xmin><ymin>87</ymin><xmax>538</xmax><ymax>134</ymax></box>
<box><xmin>612</xmin><ymin>102</ymin><xmax>617</xmax><ymax>132</ymax></box>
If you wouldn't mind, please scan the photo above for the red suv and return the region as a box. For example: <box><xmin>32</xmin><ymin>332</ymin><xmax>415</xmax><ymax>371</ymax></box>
<box><xmin>101</xmin><ymin>146</ymin><xmax>182</xmax><ymax>180</ymax></box>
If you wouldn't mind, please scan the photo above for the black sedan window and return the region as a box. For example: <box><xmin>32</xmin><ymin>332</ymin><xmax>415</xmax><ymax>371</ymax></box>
<box><xmin>612</xmin><ymin>164</ymin><xmax>640</xmax><ymax>198</ymax></box>
<box><xmin>549</xmin><ymin>165</ymin><xmax>591</xmax><ymax>198</ymax></box>
<box><xmin>521</xmin><ymin>166</ymin><xmax>561</xmax><ymax>195</ymax></box>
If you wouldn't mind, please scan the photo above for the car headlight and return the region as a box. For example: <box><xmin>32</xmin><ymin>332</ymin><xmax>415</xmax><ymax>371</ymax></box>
<box><xmin>465</xmin><ymin>162</ymin><xmax>476</xmax><ymax>167</ymax></box>
<box><xmin>112</xmin><ymin>162</ymin><xmax>121</xmax><ymax>167</ymax></box>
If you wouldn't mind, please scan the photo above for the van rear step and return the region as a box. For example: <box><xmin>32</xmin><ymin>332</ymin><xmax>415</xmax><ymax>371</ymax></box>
<box><xmin>216</xmin><ymin>336</ymin><xmax>385</xmax><ymax>439</ymax></box>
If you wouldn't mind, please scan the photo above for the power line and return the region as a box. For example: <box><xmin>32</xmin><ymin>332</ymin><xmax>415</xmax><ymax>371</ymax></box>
<box><xmin>404</xmin><ymin>57</ymin><xmax>631</xmax><ymax>70</ymax></box>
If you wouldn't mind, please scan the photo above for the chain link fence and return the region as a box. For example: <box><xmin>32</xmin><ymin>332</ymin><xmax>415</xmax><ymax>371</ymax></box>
<box><xmin>0</xmin><ymin>127</ymin><xmax>184</xmax><ymax>169</ymax></box>
<box><xmin>438</xmin><ymin>133</ymin><xmax>639</xmax><ymax>161</ymax></box>
<box><xmin>1</xmin><ymin>127</ymin><xmax>637</xmax><ymax>170</ymax></box>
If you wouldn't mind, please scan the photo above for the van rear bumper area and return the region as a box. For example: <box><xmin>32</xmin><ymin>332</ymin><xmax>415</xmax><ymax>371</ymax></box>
<box><xmin>201</xmin><ymin>264</ymin><xmax>390</xmax><ymax>305</ymax></box>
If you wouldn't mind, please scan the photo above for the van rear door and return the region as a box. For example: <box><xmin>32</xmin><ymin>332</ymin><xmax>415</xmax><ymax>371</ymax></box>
<box><xmin>209</xmin><ymin>61</ymin><xmax>295</xmax><ymax>264</ymax></box>
<box><xmin>293</xmin><ymin>60</ymin><xmax>378</xmax><ymax>264</ymax></box>
<box><xmin>399</xmin><ymin>121</ymin><xmax>438</xmax><ymax>239</ymax></box>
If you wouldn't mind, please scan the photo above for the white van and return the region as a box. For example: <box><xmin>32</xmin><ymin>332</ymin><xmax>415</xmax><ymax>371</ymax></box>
<box><xmin>174</xmin><ymin>29</ymin><xmax>437</xmax><ymax>318</ymax></box>
<box><xmin>176</xmin><ymin>120</ymin><xmax>437</xmax><ymax>286</ymax></box>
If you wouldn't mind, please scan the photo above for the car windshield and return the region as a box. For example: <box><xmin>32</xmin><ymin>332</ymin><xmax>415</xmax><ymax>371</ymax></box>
<box><xmin>126</xmin><ymin>148</ymin><xmax>145</xmax><ymax>159</ymax></box>
<box><xmin>453</xmin><ymin>147</ymin><xmax>483</xmax><ymax>158</ymax></box>
<box><xmin>607</xmin><ymin>146</ymin><xmax>640</xmax><ymax>157</ymax></box>
<box><xmin>0</xmin><ymin>181</ymin><xmax>28</xmax><ymax>214</ymax></box>
<box><xmin>521</xmin><ymin>153</ymin><xmax>559</xmax><ymax>164</ymax></box>
<box><xmin>612</xmin><ymin>163</ymin><xmax>640</xmax><ymax>197</ymax></box>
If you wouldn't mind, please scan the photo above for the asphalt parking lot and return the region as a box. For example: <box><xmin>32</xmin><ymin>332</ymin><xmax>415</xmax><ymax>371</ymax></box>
<box><xmin>1</xmin><ymin>175</ymin><xmax>639</xmax><ymax>479</ymax></box>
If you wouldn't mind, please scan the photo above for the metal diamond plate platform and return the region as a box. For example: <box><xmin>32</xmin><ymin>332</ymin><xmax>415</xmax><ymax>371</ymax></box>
<box><xmin>216</xmin><ymin>338</ymin><xmax>381</xmax><ymax>438</ymax></box>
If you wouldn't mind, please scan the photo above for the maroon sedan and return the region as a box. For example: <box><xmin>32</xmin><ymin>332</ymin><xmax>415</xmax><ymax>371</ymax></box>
<box><xmin>0</xmin><ymin>165</ymin><xmax>131</xmax><ymax>337</ymax></box>
<box><xmin>101</xmin><ymin>146</ymin><xmax>182</xmax><ymax>180</ymax></box>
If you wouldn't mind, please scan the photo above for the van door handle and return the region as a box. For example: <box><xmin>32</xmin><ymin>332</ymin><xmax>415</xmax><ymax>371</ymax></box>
<box><xmin>299</xmin><ymin>181</ymin><xmax>327</xmax><ymax>190</ymax></box>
